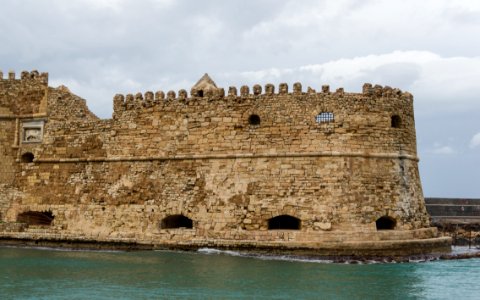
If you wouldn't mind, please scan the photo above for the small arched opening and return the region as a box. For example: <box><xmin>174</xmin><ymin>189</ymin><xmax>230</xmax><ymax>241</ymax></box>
<box><xmin>391</xmin><ymin>115</ymin><xmax>401</xmax><ymax>128</ymax></box>
<box><xmin>376</xmin><ymin>216</ymin><xmax>396</xmax><ymax>230</ymax></box>
<box><xmin>198</xmin><ymin>90</ymin><xmax>204</xmax><ymax>97</ymax></box>
<box><xmin>248</xmin><ymin>114</ymin><xmax>261</xmax><ymax>126</ymax></box>
<box><xmin>268</xmin><ymin>215</ymin><xmax>301</xmax><ymax>230</ymax></box>
<box><xmin>21</xmin><ymin>152</ymin><xmax>35</xmax><ymax>163</ymax></box>
<box><xmin>160</xmin><ymin>214</ymin><xmax>193</xmax><ymax>229</ymax></box>
<box><xmin>17</xmin><ymin>211</ymin><xmax>54</xmax><ymax>226</ymax></box>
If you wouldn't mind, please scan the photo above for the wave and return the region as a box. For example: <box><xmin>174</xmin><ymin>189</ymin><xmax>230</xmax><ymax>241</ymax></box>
<box><xmin>196</xmin><ymin>246</ymin><xmax>480</xmax><ymax>264</ymax></box>
<box><xmin>197</xmin><ymin>248</ymin><xmax>336</xmax><ymax>264</ymax></box>
<box><xmin>197</xmin><ymin>248</ymin><xmax>245</xmax><ymax>257</ymax></box>
<box><xmin>451</xmin><ymin>246</ymin><xmax>480</xmax><ymax>255</ymax></box>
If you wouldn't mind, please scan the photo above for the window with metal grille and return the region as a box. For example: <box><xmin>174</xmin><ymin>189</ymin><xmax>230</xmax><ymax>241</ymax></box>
<box><xmin>315</xmin><ymin>112</ymin><xmax>334</xmax><ymax>123</ymax></box>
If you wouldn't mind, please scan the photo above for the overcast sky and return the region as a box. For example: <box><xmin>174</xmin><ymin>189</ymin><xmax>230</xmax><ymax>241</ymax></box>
<box><xmin>1</xmin><ymin>0</ymin><xmax>479</xmax><ymax>197</ymax></box>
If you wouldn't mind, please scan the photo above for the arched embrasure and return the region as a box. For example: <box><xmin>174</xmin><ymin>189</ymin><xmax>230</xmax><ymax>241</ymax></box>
<box><xmin>21</xmin><ymin>152</ymin><xmax>35</xmax><ymax>163</ymax></box>
<box><xmin>160</xmin><ymin>214</ymin><xmax>193</xmax><ymax>229</ymax></box>
<box><xmin>376</xmin><ymin>216</ymin><xmax>396</xmax><ymax>230</ymax></box>
<box><xmin>268</xmin><ymin>215</ymin><xmax>301</xmax><ymax>230</ymax></box>
<box><xmin>17</xmin><ymin>211</ymin><xmax>54</xmax><ymax>226</ymax></box>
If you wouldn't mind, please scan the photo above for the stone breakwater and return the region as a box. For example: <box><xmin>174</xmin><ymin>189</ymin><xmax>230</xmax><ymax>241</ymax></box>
<box><xmin>425</xmin><ymin>198</ymin><xmax>480</xmax><ymax>246</ymax></box>
<box><xmin>0</xmin><ymin>70</ymin><xmax>451</xmax><ymax>256</ymax></box>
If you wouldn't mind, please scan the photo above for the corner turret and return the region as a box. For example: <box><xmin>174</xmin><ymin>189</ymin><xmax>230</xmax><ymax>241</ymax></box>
<box><xmin>190</xmin><ymin>73</ymin><xmax>220</xmax><ymax>97</ymax></box>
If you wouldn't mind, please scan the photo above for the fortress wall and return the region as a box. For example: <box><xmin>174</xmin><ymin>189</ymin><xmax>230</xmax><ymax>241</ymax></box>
<box><xmin>8</xmin><ymin>153</ymin><xmax>428</xmax><ymax>237</ymax></box>
<box><xmin>0</xmin><ymin>70</ymin><xmax>49</xmax><ymax>189</ymax></box>
<box><xmin>0</xmin><ymin>119</ymin><xmax>16</xmax><ymax>218</ymax></box>
<box><xmin>45</xmin><ymin>86</ymin><xmax>98</xmax><ymax>122</ymax></box>
<box><xmin>0</xmin><ymin>71</ymin><xmax>49</xmax><ymax>218</ymax></box>
<box><xmin>0</xmin><ymin>70</ymin><xmax>48</xmax><ymax>116</ymax></box>
<box><xmin>0</xmin><ymin>73</ymin><xmax>439</xmax><ymax>253</ymax></box>
<box><xmin>0</xmin><ymin>70</ymin><xmax>97</xmax><ymax>221</ymax></box>
<box><xmin>0</xmin><ymin>119</ymin><xmax>16</xmax><ymax>183</ymax></box>
<box><xmin>34</xmin><ymin>85</ymin><xmax>417</xmax><ymax>162</ymax></box>
<box><xmin>108</xmin><ymin>91</ymin><xmax>415</xmax><ymax>157</ymax></box>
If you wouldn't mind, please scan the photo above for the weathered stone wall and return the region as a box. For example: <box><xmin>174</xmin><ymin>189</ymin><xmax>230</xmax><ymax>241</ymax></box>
<box><xmin>0</xmin><ymin>70</ymin><xmax>48</xmax><ymax>116</ymax></box>
<box><xmin>0</xmin><ymin>71</ymin><xmax>442</xmax><ymax>255</ymax></box>
<box><xmin>0</xmin><ymin>71</ymin><xmax>49</xmax><ymax>216</ymax></box>
<box><xmin>0</xmin><ymin>117</ymin><xmax>16</xmax><ymax>219</ymax></box>
<box><xmin>38</xmin><ymin>85</ymin><xmax>417</xmax><ymax>160</ymax></box>
<box><xmin>8</xmin><ymin>155</ymin><xmax>427</xmax><ymax>232</ymax></box>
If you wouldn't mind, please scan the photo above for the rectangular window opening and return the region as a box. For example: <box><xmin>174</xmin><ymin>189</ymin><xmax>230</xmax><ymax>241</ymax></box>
<box><xmin>315</xmin><ymin>112</ymin><xmax>334</xmax><ymax>123</ymax></box>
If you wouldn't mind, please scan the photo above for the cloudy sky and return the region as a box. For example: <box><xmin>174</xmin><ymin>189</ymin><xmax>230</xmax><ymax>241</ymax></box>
<box><xmin>1</xmin><ymin>0</ymin><xmax>479</xmax><ymax>197</ymax></box>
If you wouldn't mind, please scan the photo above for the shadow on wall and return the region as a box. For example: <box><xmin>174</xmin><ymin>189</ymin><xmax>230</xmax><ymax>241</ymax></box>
<box><xmin>17</xmin><ymin>211</ymin><xmax>54</xmax><ymax>226</ymax></box>
<box><xmin>160</xmin><ymin>215</ymin><xmax>193</xmax><ymax>229</ymax></box>
<box><xmin>376</xmin><ymin>216</ymin><xmax>396</xmax><ymax>230</ymax></box>
<box><xmin>21</xmin><ymin>152</ymin><xmax>35</xmax><ymax>163</ymax></box>
<box><xmin>268</xmin><ymin>215</ymin><xmax>301</xmax><ymax>230</ymax></box>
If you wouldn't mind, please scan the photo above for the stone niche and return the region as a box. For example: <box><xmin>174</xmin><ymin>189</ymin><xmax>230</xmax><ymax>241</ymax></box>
<box><xmin>21</xmin><ymin>120</ymin><xmax>44</xmax><ymax>143</ymax></box>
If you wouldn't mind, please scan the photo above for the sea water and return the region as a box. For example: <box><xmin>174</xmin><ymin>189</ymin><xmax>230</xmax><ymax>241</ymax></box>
<box><xmin>1</xmin><ymin>247</ymin><xmax>480</xmax><ymax>299</ymax></box>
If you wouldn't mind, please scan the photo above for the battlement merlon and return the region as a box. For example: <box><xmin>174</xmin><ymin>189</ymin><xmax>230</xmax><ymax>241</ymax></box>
<box><xmin>0</xmin><ymin>70</ymin><xmax>49</xmax><ymax>85</ymax></box>
<box><xmin>0</xmin><ymin>70</ymin><xmax>50</xmax><ymax>117</ymax></box>
<box><xmin>112</xmin><ymin>74</ymin><xmax>413</xmax><ymax>115</ymax></box>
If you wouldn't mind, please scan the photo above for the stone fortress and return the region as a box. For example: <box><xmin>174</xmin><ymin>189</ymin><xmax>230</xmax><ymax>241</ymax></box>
<box><xmin>0</xmin><ymin>70</ymin><xmax>451</xmax><ymax>256</ymax></box>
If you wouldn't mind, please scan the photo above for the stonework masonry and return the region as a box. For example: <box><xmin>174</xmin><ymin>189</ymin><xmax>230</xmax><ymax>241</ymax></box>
<box><xmin>0</xmin><ymin>70</ymin><xmax>451</xmax><ymax>256</ymax></box>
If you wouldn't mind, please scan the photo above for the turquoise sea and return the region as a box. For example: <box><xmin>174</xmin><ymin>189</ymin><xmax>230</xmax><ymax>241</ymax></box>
<box><xmin>1</xmin><ymin>247</ymin><xmax>480</xmax><ymax>299</ymax></box>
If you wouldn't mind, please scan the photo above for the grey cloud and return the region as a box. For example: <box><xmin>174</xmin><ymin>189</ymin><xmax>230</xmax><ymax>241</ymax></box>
<box><xmin>1</xmin><ymin>0</ymin><xmax>480</xmax><ymax>197</ymax></box>
<box><xmin>361</xmin><ymin>63</ymin><xmax>421</xmax><ymax>89</ymax></box>
<box><xmin>469</xmin><ymin>133</ymin><xmax>480</xmax><ymax>148</ymax></box>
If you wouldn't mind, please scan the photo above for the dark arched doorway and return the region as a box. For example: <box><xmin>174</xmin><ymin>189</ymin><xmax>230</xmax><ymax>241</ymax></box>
<box><xmin>376</xmin><ymin>216</ymin><xmax>396</xmax><ymax>230</ymax></box>
<box><xmin>160</xmin><ymin>215</ymin><xmax>193</xmax><ymax>229</ymax></box>
<box><xmin>268</xmin><ymin>215</ymin><xmax>301</xmax><ymax>230</ymax></box>
<box><xmin>17</xmin><ymin>211</ymin><xmax>54</xmax><ymax>226</ymax></box>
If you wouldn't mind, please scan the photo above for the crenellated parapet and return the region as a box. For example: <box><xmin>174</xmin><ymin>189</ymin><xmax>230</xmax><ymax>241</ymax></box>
<box><xmin>112</xmin><ymin>73</ymin><xmax>412</xmax><ymax>116</ymax></box>
<box><xmin>0</xmin><ymin>70</ymin><xmax>50</xmax><ymax>116</ymax></box>
<box><xmin>0</xmin><ymin>70</ymin><xmax>49</xmax><ymax>84</ymax></box>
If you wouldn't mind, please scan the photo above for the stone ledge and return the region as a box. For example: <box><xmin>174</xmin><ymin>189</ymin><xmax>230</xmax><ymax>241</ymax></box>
<box><xmin>34</xmin><ymin>151</ymin><xmax>419</xmax><ymax>164</ymax></box>
<box><xmin>0</xmin><ymin>113</ymin><xmax>48</xmax><ymax>120</ymax></box>
<box><xmin>0</xmin><ymin>230</ymin><xmax>451</xmax><ymax>257</ymax></box>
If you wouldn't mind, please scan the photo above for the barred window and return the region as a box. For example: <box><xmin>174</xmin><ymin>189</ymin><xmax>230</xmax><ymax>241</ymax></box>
<box><xmin>315</xmin><ymin>112</ymin><xmax>334</xmax><ymax>123</ymax></box>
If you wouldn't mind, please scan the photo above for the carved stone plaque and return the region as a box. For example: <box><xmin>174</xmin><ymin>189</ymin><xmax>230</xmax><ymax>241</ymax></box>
<box><xmin>22</xmin><ymin>120</ymin><xmax>44</xmax><ymax>143</ymax></box>
<box><xmin>24</xmin><ymin>128</ymin><xmax>42</xmax><ymax>142</ymax></box>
